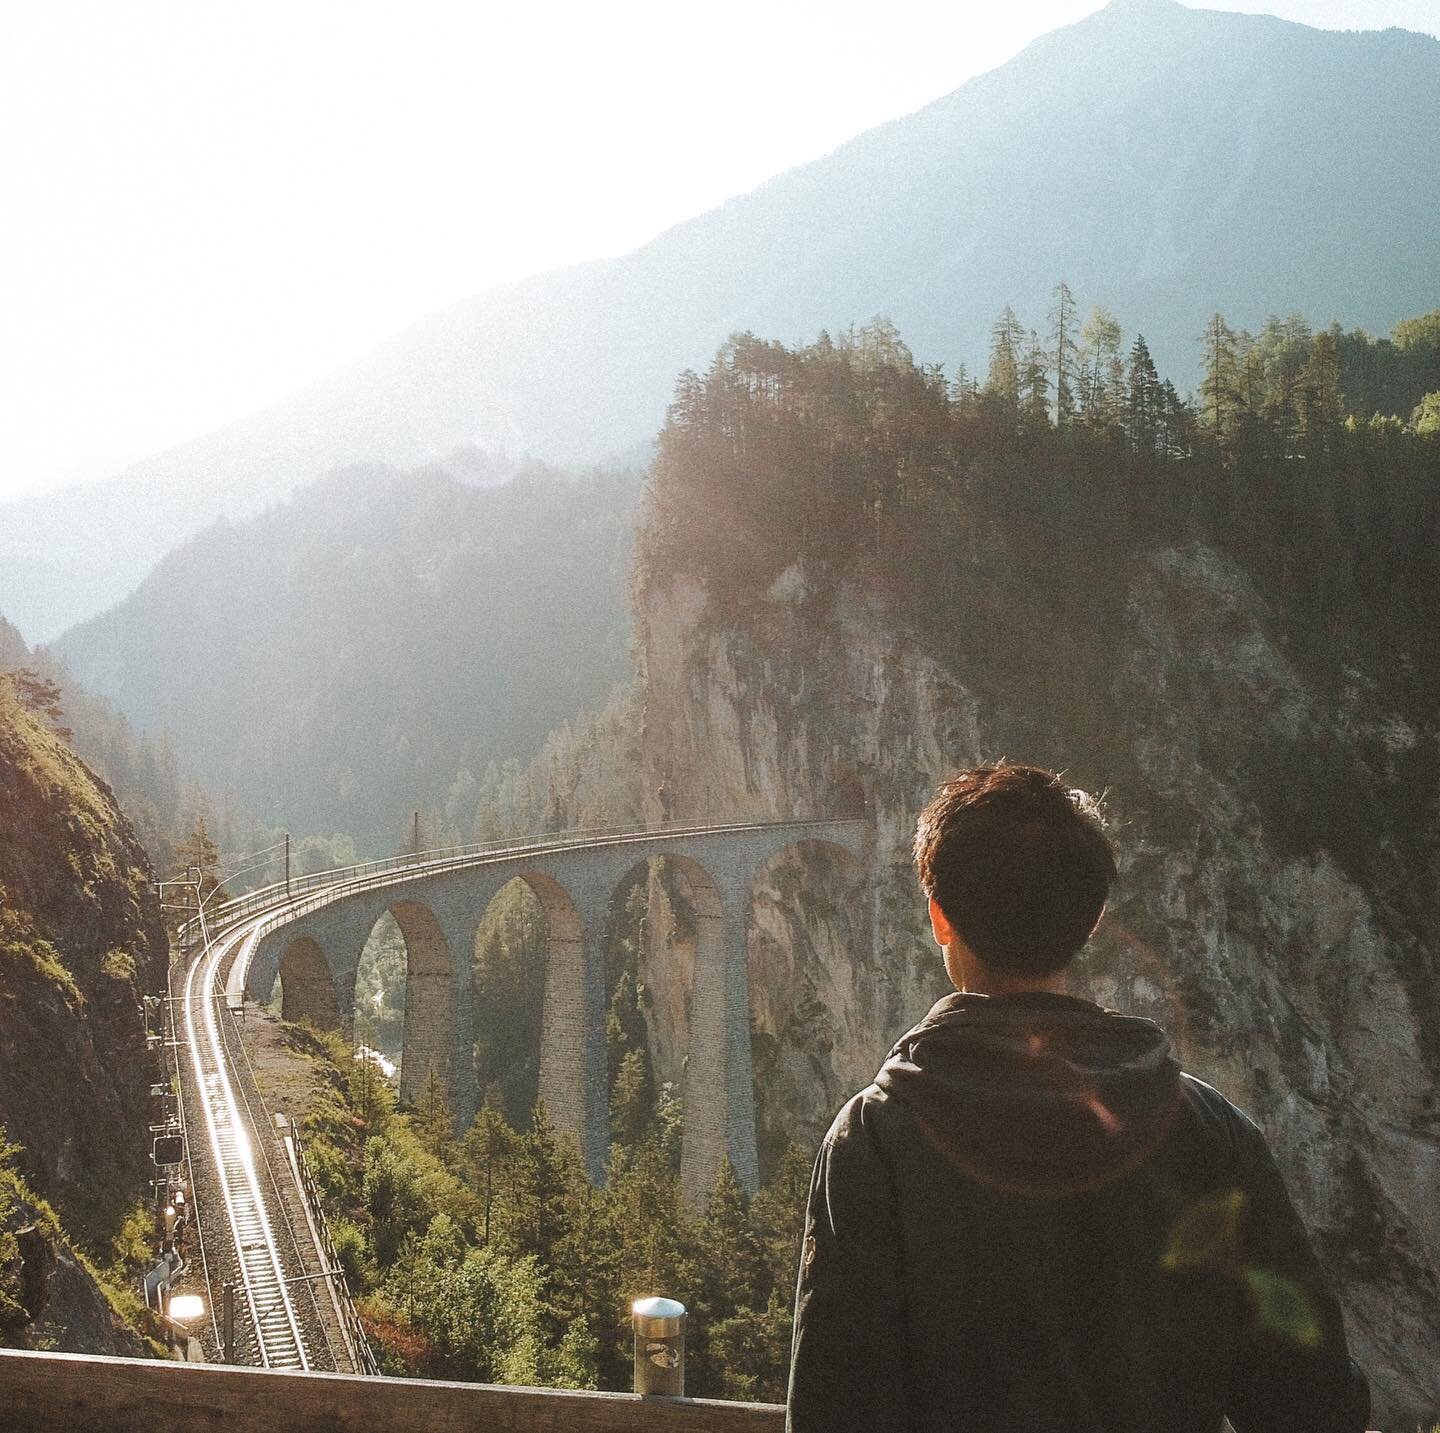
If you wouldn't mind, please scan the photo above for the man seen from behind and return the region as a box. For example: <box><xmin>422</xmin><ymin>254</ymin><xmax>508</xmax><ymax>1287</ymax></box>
<box><xmin>787</xmin><ymin>762</ymin><xmax>1369</xmax><ymax>1433</ymax></box>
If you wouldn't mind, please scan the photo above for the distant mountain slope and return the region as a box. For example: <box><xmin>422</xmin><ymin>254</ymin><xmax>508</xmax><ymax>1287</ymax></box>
<box><xmin>48</xmin><ymin>461</ymin><xmax>639</xmax><ymax>853</ymax></box>
<box><xmin>5</xmin><ymin>0</ymin><xmax>1438</xmax><ymax>636</ymax></box>
<box><xmin>0</xmin><ymin>616</ymin><xmax>26</xmax><ymax>669</ymax></box>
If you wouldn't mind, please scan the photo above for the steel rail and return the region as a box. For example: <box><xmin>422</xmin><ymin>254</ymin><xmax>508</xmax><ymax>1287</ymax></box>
<box><xmin>165</xmin><ymin>951</ymin><xmax>221</xmax><ymax>1351</ymax></box>
<box><xmin>213</xmin><ymin>980</ymin><xmax>340</xmax><ymax>1371</ymax></box>
<box><xmin>183</xmin><ymin>922</ymin><xmax>310</xmax><ymax>1370</ymax></box>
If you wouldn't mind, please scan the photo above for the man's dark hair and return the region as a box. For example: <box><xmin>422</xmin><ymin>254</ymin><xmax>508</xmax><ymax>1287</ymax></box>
<box><xmin>913</xmin><ymin>763</ymin><xmax>1116</xmax><ymax>976</ymax></box>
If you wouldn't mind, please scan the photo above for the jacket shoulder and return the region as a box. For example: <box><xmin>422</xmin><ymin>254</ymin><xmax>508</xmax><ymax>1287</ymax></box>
<box><xmin>821</xmin><ymin>1082</ymin><xmax>908</xmax><ymax>1148</ymax></box>
<box><xmin>1178</xmin><ymin>1071</ymin><xmax>1264</xmax><ymax>1142</ymax></box>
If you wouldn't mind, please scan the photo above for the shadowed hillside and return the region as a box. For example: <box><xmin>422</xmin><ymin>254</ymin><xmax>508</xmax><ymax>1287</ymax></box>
<box><xmin>49</xmin><ymin>461</ymin><xmax>640</xmax><ymax>853</ymax></box>
<box><xmin>0</xmin><ymin>676</ymin><xmax>169</xmax><ymax>1356</ymax></box>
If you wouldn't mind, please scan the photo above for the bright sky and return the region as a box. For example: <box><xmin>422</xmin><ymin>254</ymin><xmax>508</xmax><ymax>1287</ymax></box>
<box><xmin>2</xmin><ymin>0</ymin><xmax>1435</xmax><ymax>503</ymax></box>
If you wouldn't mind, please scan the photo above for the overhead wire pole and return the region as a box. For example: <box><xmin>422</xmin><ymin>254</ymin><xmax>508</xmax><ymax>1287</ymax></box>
<box><xmin>154</xmin><ymin>873</ymin><xmax>207</xmax><ymax>962</ymax></box>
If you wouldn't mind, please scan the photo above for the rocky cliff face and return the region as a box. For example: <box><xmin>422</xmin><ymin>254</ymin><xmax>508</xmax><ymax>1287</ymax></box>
<box><xmin>634</xmin><ymin>554</ymin><xmax>1439</xmax><ymax>1425</ymax></box>
<box><xmin>1</xmin><ymin>1172</ymin><xmax>150</xmax><ymax>1357</ymax></box>
<box><xmin>0</xmin><ymin>679</ymin><xmax>168</xmax><ymax>1350</ymax></box>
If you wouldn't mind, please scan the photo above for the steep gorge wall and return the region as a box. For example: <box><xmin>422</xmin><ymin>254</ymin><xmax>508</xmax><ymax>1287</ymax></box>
<box><xmin>0</xmin><ymin>684</ymin><xmax>168</xmax><ymax>1350</ymax></box>
<box><xmin>634</xmin><ymin>555</ymin><xmax>1439</xmax><ymax>1425</ymax></box>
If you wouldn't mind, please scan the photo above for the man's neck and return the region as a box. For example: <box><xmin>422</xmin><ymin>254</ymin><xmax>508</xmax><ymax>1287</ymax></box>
<box><xmin>946</xmin><ymin>944</ymin><xmax>1067</xmax><ymax>998</ymax></box>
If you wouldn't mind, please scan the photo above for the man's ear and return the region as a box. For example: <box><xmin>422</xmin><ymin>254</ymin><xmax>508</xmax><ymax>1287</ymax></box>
<box><xmin>928</xmin><ymin>895</ymin><xmax>955</xmax><ymax>950</ymax></box>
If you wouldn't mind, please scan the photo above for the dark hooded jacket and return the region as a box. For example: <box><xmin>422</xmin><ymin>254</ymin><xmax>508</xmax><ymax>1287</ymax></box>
<box><xmin>787</xmin><ymin>991</ymin><xmax>1369</xmax><ymax>1433</ymax></box>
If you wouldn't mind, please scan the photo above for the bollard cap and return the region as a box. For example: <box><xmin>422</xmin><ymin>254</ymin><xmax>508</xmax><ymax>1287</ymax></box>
<box><xmin>632</xmin><ymin>1296</ymin><xmax>686</xmax><ymax>1336</ymax></box>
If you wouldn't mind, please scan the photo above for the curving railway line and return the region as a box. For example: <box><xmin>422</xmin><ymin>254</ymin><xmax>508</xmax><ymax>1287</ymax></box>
<box><xmin>181</xmin><ymin>914</ymin><xmax>312</xmax><ymax>1370</ymax></box>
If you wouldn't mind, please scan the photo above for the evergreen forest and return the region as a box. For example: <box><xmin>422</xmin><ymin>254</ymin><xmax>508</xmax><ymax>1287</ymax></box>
<box><xmin>639</xmin><ymin>295</ymin><xmax>1440</xmax><ymax>824</ymax></box>
<box><xmin>293</xmin><ymin>1019</ymin><xmax>808</xmax><ymax>1402</ymax></box>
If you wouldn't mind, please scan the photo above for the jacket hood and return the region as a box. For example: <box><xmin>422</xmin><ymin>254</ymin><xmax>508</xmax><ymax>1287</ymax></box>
<box><xmin>875</xmin><ymin>990</ymin><xmax>1183</xmax><ymax>1198</ymax></box>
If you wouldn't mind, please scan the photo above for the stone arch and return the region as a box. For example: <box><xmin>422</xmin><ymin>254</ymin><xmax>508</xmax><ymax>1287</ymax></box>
<box><xmin>277</xmin><ymin>936</ymin><xmax>340</xmax><ymax>1029</ymax></box>
<box><xmin>745</xmin><ymin>838</ymin><xmax>870</xmax><ymax>1182</ymax></box>
<box><xmin>352</xmin><ymin>911</ymin><xmax>406</xmax><ymax>1073</ymax></box>
<box><xmin>389</xmin><ymin>900</ymin><xmax>456</xmax><ymax>1106</ymax></box>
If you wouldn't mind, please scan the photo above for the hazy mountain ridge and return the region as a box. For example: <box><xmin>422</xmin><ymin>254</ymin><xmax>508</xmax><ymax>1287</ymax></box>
<box><xmin>48</xmin><ymin>460</ymin><xmax>640</xmax><ymax>853</ymax></box>
<box><xmin>5</xmin><ymin>0</ymin><xmax>1437</xmax><ymax>638</ymax></box>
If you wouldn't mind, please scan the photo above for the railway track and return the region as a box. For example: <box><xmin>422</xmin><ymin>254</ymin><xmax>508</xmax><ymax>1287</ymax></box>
<box><xmin>182</xmin><ymin>917</ymin><xmax>310</xmax><ymax>1371</ymax></box>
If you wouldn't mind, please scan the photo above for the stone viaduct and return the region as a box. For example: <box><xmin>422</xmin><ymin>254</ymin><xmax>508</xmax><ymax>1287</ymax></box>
<box><xmin>239</xmin><ymin>821</ymin><xmax>866</xmax><ymax>1203</ymax></box>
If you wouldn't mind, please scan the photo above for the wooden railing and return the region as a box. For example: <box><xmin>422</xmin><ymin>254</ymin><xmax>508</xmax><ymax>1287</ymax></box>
<box><xmin>0</xmin><ymin>1349</ymin><xmax>786</xmax><ymax>1432</ymax></box>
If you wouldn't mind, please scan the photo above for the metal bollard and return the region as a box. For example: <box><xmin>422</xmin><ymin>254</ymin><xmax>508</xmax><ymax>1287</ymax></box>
<box><xmin>632</xmin><ymin>1296</ymin><xmax>686</xmax><ymax>1396</ymax></box>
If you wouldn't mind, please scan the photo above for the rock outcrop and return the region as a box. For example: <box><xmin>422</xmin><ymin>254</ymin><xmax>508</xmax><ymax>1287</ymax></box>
<box><xmin>0</xmin><ymin>676</ymin><xmax>168</xmax><ymax>1350</ymax></box>
<box><xmin>0</xmin><ymin>1179</ymin><xmax>150</xmax><ymax>1357</ymax></box>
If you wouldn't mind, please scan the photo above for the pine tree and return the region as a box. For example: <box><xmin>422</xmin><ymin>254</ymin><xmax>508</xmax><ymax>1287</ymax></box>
<box><xmin>551</xmin><ymin>1176</ymin><xmax>617</xmax><ymax>1366</ymax></box>
<box><xmin>171</xmin><ymin>810</ymin><xmax>230</xmax><ymax>921</ymax></box>
<box><xmin>1078</xmin><ymin>306</ymin><xmax>1124</xmax><ymax>434</ymax></box>
<box><xmin>1199</xmin><ymin>313</ymin><xmax>1240</xmax><ymax>445</ymax></box>
<box><xmin>1156</xmin><ymin>379</ymin><xmax>1194</xmax><ymax>458</ymax></box>
<box><xmin>4</xmin><ymin>668</ymin><xmax>72</xmax><ymax>741</ymax></box>
<box><xmin>548</xmin><ymin>1316</ymin><xmax>602</xmax><ymax>1391</ymax></box>
<box><xmin>1021</xmin><ymin>330</ymin><xmax>1051</xmax><ymax>430</ymax></box>
<box><xmin>606</xmin><ymin>1122</ymin><xmax>688</xmax><ymax>1308</ymax></box>
<box><xmin>609</xmin><ymin>1048</ymin><xmax>652</xmax><ymax>1149</ymax></box>
<box><xmin>985</xmin><ymin>305</ymin><xmax>1025</xmax><ymax>410</ymax></box>
<box><xmin>512</xmin><ymin>1101</ymin><xmax>578</xmax><ymax>1267</ymax></box>
<box><xmin>1126</xmin><ymin>335</ymin><xmax>1162</xmax><ymax>454</ymax></box>
<box><xmin>417</xmin><ymin>1064</ymin><xmax>455</xmax><ymax>1159</ymax></box>
<box><xmin>1048</xmin><ymin>281</ymin><xmax>1080</xmax><ymax>427</ymax></box>
<box><xmin>349</xmin><ymin>1048</ymin><xmax>393</xmax><ymax>1132</ymax></box>
<box><xmin>687</xmin><ymin>1158</ymin><xmax>765</xmax><ymax>1323</ymax></box>
<box><xmin>1296</xmin><ymin>328</ymin><xmax>1343</xmax><ymax>448</ymax></box>
<box><xmin>462</xmin><ymin>1101</ymin><xmax>519</xmax><ymax>1246</ymax></box>
<box><xmin>708</xmin><ymin>1292</ymin><xmax>795</xmax><ymax>1403</ymax></box>
<box><xmin>750</xmin><ymin>1141</ymin><xmax>812</xmax><ymax>1297</ymax></box>
<box><xmin>949</xmin><ymin>362</ymin><xmax>980</xmax><ymax>415</ymax></box>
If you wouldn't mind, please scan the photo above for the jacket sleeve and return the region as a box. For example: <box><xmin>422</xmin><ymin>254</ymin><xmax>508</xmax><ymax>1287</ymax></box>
<box><xmin>787</xmin><ymin>1096</ymin><xmax>915</xmax><ymax>1433</ymax></box>
<box><xmin>1226</xmin><ymin>1114</ymin><xmax>1370</xmax><ymax>1433</ymax></box>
